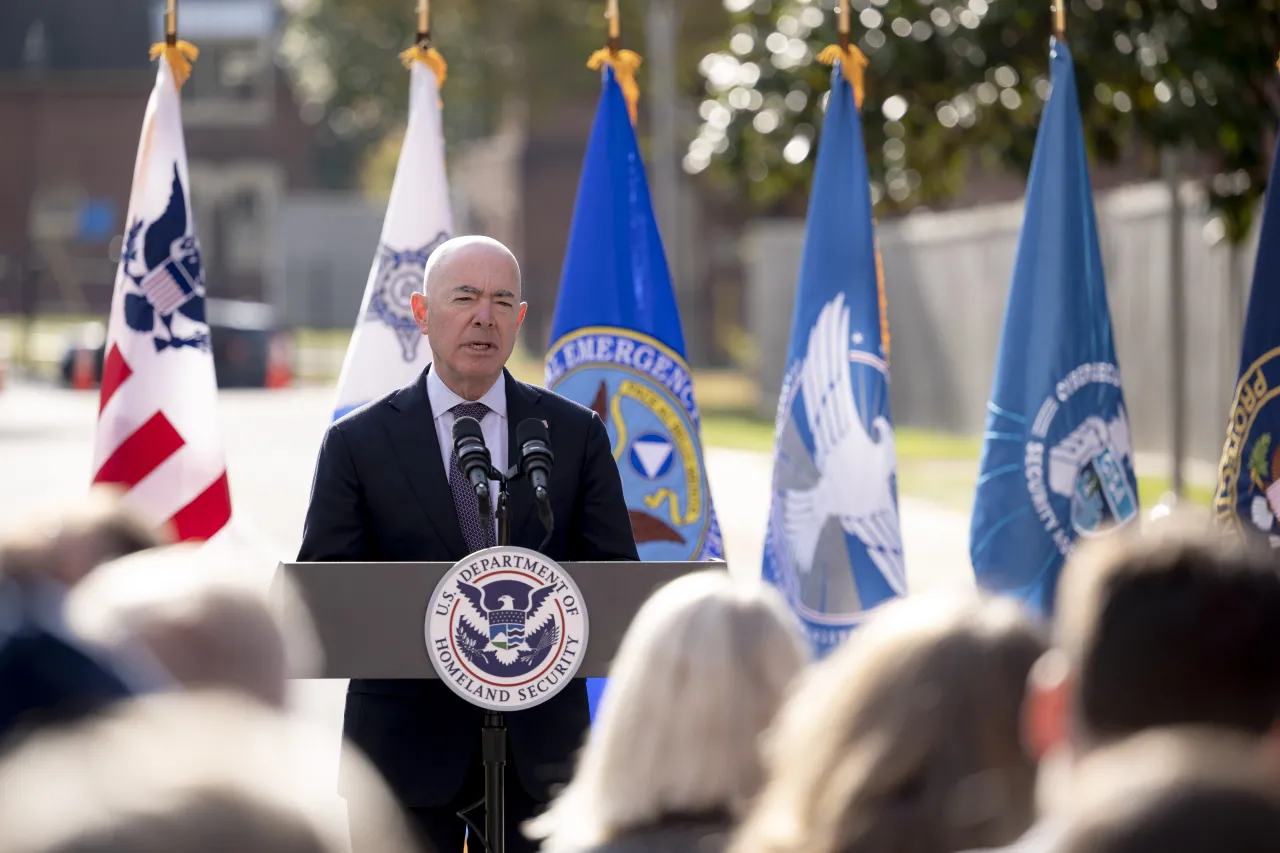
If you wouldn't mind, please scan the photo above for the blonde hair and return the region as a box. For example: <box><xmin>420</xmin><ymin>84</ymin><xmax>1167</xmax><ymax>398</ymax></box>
<box><xmin>731</xmin><ymin>593</ymin><xmax>1046</xmax><ymax>853</ymax></box>
<box><xmin>525</xmin><ymin>570</ymin><xmax>808</xmax><ymax>852</ymax></box>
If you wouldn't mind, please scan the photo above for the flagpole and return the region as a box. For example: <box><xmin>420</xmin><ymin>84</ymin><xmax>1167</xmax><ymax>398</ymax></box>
<box><xmin>1052</xmin><ymin>0</ymin><xmax>1065</xmax><ymax>41</ymax></box>
<box><xmin>607</xmin><ymin>0</ymin><xmax>620</xmax><ymax>53</ymax></box>
<box><xmin>838</xmin><ymin>0</ymin><xmax>850</xmax><ymax>51</ymax></box>
<box><xmin>166</xmin><ymin>0</ymin><xmax>177</xmax><ymax>46</ymax></box>
<box><xmin>416</xmin><ymin>0</ymin><xmax>429</xmax><ymax>44</ymax></box>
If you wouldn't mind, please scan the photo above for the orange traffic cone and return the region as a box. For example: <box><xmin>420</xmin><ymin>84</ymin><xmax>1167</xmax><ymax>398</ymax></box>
<box><xmin>265</xmin><ymin>334</ymin><xmax>293</xmax><ymax>389</ymax></box>
<box><xmin>72</xmin><ymin>348</ymin><xmax>95</xmax><ymax>390</ymax></box>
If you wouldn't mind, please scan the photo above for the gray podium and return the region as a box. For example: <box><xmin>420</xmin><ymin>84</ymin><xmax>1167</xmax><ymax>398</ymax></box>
<box><xmin>270</xmin><ymin>560</ymin><xmax>715</xmax><ymax>680</ymax></box>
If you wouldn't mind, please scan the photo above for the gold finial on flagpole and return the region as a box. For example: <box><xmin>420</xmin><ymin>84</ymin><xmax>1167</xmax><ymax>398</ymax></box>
<box><xmin>400</xmin><ymin>0</ymin><xmax>447</xmax><ymax>92</ymax></box>
<box><xmin>817</xmin><ymin>0</ymin><xmax>867</xmax><ymax>108</ymax></box>
<box><xmin>1052</xmin><ymin>0</ymin><xmax>1066</xmax><ymax>41</ymax></box>
<box><xmin>587</xmin><ymin>0</ymin><xmax>643</xmax><ymax>124</ymax></box>
<box><xmin>151</xmin><ymin>0</ymin><xmax>198</xmax><ymax>90</ymax></box>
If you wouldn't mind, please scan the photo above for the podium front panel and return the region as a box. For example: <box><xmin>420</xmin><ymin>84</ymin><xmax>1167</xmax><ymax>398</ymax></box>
<box><xmin>272</xmin><ymin>561</ymin><xmax>717</xmax><ymax>680</ymax></box>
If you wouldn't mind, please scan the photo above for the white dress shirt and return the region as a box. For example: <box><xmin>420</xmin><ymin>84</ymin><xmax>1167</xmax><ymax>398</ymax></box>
<box><xmin>427</xmin><ymin>368</ymin><xmax>507</xmax><ymax>527</ymax></box>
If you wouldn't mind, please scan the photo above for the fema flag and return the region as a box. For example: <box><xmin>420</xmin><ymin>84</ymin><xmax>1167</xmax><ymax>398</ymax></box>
<box><xmin>544</xmin><ymin>64</ymin><xmax>723</xmax><ymax>714</ymax></box>
<box><xmin>544</xmin><ymin>66</ymin><xmax>723</xmax><ymax>565</ymax></box>
<box><xmin>762</xmin><ymin>60</ymin><xmax>904</xmax><ymax>657</ymax></box>
<box><xmin>331</xmin><ymin>59</ymin><xmax>452</xmax><ymax>421</ymax></box>
<box><xmin>970</xmin><ymin>38</ymin><xmax>1138</xmax><ymax>615</ymax></box>
<box><xmin>1214</xmin><ymin>76</ymin><xmax>1280</xmax><ymax>542</ymax></box>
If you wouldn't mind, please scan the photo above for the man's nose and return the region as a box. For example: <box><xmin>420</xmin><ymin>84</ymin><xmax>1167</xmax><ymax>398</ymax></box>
<box><xmin>472</xmin><ymin>300</ymin><xmax>494</xmax><ymax>326</ymax></box>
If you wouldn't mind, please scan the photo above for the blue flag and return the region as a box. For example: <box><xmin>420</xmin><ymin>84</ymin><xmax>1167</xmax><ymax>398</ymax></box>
<box><xmin>544</xmin><ymin>66</ymin><xmax>724</xmax><ymax>715</ymax></box>
<box><xmin>970</xmin><ymin>38</ymin><xmax>1139</xmax><ymax>614</ymax></box>
<box><xmin>1214</xmin><ymin>101</ymin><xmax>1280</xmax><ymax>541</ymax></box>
<box><xmin>761</xmin><ymin>63</ymin><xmax>905</xmax><ymax>657</ymax></box>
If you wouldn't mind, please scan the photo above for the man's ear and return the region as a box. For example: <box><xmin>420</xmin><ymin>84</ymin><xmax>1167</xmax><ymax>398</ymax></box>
<box><xmin>517</xmin><ymin>302</ymin><xmax>528</xmax><ymax>330</ymax></box>
<box><xmin>1024</xmin><ymin>649</ymin><xmax>1073</xmax><ymax>761</ymax></box>
<box><xmin>411</xmin><ymin>291</ymin><xmax>428</xmax><ymax>335</ymax></box>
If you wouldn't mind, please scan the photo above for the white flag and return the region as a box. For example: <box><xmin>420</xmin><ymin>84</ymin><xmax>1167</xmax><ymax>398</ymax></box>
<box><xmin>92</xmin><ymin>56</ymin><xmax>232</xmax><ymax>543</ymax></box>
<box><xmin>332</xmin><ymin>62</ymin><xmax>454</xmax><ymax>420</ymax></box>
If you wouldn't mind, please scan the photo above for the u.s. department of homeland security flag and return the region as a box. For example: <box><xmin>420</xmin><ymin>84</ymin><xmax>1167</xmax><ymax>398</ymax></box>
<box><xmin>544</xmin><ymin>63</ymin><xmax>723</xmax><ymax>715</ymax></box>
<box><xmin>92</xmin><ymin>47</ymin><xmax>232</xmax><ymax>543</ymax></box>
<box><xmin>331</xmin><ymin>58</ymin><xmax>452</xmax><ymax>421</ymax></box>
<box><xmin>761</xmin><ymin>56</ymin><xmax>904</xmax><ymax>658</ymax></box>
<box><xmin>970</xmin><ymin>37</ymin><xmax>1138</xmax><ymax>614</ymax></box>
<box><xmin>1214</xmin><ymin>71</ymin><xmax>1280</xmax><ymax>541</ymax></box>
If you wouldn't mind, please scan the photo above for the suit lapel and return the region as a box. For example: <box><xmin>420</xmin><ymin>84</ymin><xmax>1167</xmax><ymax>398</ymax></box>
<box><xmin>384</xmin><ymin>366</ymin><xmax>470</xmax><ymax>557</ymax></box>
<box><xmin>504</xmin><ymin>370</ymin><xmax>542</xmax><ymax>547</ymax></box>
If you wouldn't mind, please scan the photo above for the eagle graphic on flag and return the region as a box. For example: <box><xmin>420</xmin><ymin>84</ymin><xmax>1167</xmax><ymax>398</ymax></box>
<box><xmin>92</xmin><ymin>49</ymin><xmax>231</xmax><ymax>543</ymax></box>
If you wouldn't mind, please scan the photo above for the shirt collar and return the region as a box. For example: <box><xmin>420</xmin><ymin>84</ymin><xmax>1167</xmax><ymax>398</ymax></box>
<box><xmin>427</xmin><ymin>366</ymin><xmax>507</xmax><ymax>421</ymax></box>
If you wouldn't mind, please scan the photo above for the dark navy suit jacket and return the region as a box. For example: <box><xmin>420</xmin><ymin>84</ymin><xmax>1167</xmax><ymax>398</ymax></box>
<box><xmin>297</xmin><ymin>366</ymin><xmax>638</xmax><ymax>808</ymax></box>
<box><xmin>0</xmin><ymin>577</ymin><xmax>138</xmax><ymax>745</ymax></box>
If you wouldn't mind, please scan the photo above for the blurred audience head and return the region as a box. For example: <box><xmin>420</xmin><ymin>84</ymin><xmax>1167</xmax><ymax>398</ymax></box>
<box><xmin>0</xmin><ymin>487</ymin><xmax>169</xmax><ymax>587</ymax></box>
<box><xmin>1052</xmin><ymin>726</ymin><xmax>1280</xmax><ymax>853</ymax></box>
<box><xmin>0</xmin><ymin>689</ymin><xmax>420</xmax><ymax>853</ymax></box>
<box><xmin>525</xmin><ymin>570</ymin><xmax>807</xmax><ymax>852</ymax></box>
<box><xmin>1025</xmin><ymin>510</ymin><xmax>1280</xmax><ymax>763</ymax></box>
<box><xmin>732</xmin><ymin>593</ymin><xmax>1046</xmax><ymax>853</ymax></box>
<box><xmin>66</xmin><ymin>543</ymin><xmax>321</xmax><ymax>710</ymax></box>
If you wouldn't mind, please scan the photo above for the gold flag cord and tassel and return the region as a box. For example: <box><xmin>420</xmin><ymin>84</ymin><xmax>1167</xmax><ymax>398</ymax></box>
<box><xmin>150</xmin><ymin>0</ymin><xmax>198</xmax><ymax>90</ymax></box>
<box><xmin>815</xmin><ymin>0</ymin><xmax>866</xmax><ymax>109</ymax></box>
<box><xmin>398</xmin><ymin>0</ymin><xmax>447</xmax><ymax>107</ymax></box>
<box><xmin>587</xmin><ymin>0</ymin><xmax>642</xmax><ymax>125</ymax></box>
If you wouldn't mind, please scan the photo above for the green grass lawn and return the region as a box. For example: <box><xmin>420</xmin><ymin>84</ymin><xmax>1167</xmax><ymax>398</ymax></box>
<box><xmin>698</xmin><ymin>413</ymin><xmax>1213</xmax><ymax>514</ymax></box>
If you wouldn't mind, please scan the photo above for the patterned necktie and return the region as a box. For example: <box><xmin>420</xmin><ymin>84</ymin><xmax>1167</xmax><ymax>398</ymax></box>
<box><xmin>449</xmin><ymin>402</ymin><xmax>494</xmax><ymax>553</ymax></box>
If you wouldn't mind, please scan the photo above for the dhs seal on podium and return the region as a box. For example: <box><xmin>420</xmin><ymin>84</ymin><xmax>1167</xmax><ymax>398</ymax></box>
<box><xmin>426</xmin><ymin>546</ymin><xmax>589</xmax><ymax>711</ymax></box>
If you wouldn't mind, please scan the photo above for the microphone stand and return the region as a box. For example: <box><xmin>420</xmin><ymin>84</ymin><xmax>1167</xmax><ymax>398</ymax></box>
<box><xmin>467</xmin><ymin>465</ymin><xmax>521</xmax><ymax>853</ymax></box>
<box><xmin>461</xmin><ymin>460</ymin><xmax>550</xmax><ymax>853</ymax></box>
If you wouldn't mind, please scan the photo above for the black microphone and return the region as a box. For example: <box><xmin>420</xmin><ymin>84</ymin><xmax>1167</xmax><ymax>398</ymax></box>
<box><xmin>452</xmin><ymin>415</ymin><xmax>491</xmax><ymax>516</ymax></box>
<box><xmin>517</xmin><ymin>418</ymin><xmax>554</xmax><ymax>547</ymax></box>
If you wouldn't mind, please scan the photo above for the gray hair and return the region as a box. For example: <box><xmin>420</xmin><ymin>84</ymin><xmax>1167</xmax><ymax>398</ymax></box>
<box><xmin>525</xmin><ymin>570</ymin><xmax>808</xmax><ymax>852</ymax></box>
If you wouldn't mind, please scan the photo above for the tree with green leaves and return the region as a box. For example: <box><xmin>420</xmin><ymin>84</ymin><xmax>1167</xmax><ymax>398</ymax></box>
<box><xmin>281</xmin><ymin>0</ymin><xmax>730</xmax><ymax>193</ymax></box>
<box><xmin>688</xmin><ymin>0</ymin><xmax>1279</xmax><ymax>241</ymax></box>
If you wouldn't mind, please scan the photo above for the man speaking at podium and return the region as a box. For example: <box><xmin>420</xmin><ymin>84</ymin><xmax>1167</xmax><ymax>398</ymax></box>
<box><xmin>298</xmin><ymin>236</ymin><xmax>639</xmax><ymax>853</ymax></box>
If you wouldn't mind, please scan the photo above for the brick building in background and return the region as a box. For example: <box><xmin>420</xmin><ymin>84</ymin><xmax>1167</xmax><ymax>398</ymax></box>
<box><xmin>0</xmin><ymin>0</ymin><xmax>317</xmax><ymax>318</ymax></box>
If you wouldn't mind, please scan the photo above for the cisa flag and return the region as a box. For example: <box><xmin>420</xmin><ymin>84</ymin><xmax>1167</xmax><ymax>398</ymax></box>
<box><xmin>1214</xmin><ymin>82</ymin><xmax>1280</xmax><ymax>541</ymax></box>
<box><xmin>92</xmin><ymin>54</ymin><xmax>232</xmax><ymax>542</ymax></box>
<box><xmin>544</xmin><ymin>66</ymin><xmax>723</xmax><ymax>565</ymax></box>
<box><xmin>762</xmin><ymin>59</ymin><xmax>904</xmax><ymax>657</ymax></box>
<box><xmin>332</xmin><ymin>60</ymin><xmax>453</xmax><ymax>421</ymax></box>
<box><xmin>970</xmin><ymin>38</ymin><xmax>1138</xmax><ymax>615</ymax></box>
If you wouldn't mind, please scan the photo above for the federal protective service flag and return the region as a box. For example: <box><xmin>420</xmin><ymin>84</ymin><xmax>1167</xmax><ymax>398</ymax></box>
<box><xmin>1214</xmin><ymin>75</ymin><xmax>1280</xmax><ymax>542</ymax></box>
<box><xmin>970</xmin><ymin>38</ymin><xmax>1138</xmax><ymax>615</ymax></box>
<box><xmin>93</xmin><ymin>51</ymin><xmax>232</xmax><ymax>543</ymax></box>
<box><xmin>331</xmin><ymin>60</ymin><xmax>453</xmax><ymax>421</ymax></box>
<box><xmin>761</xmin><ymin>60</ymin><xmax>904</xmax><ymax>657</ymax></box>
<box><xmin>544</xmin><ymin>66</ymin><xmax>723</xmax><ymax>566</ymax></box>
